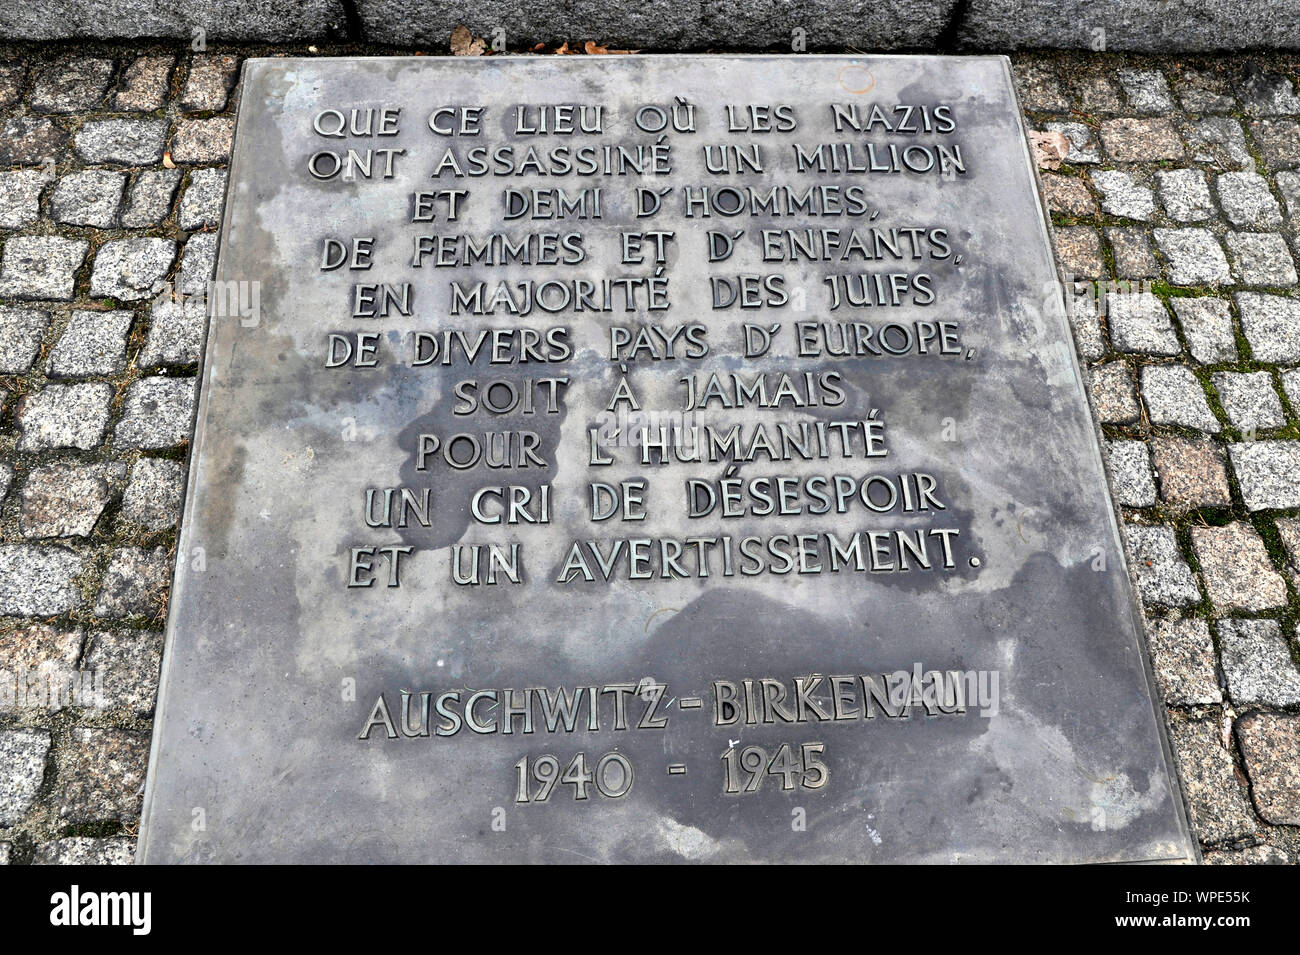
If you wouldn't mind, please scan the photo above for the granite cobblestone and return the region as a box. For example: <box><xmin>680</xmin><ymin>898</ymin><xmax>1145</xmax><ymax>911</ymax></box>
<box><xmin>3</xmin><ymin>44</ymin><xmax>1300</xmax><ymax>866</ymax></box>
<box><xmin>1018</xmin><ymin>52</ymin><xmax>1300</xmax><ymax>865</ymax></box>
<box><xmin>0</xmin><ymin>44</ymin><xmax>217</xmax><ymax>866</ymax></box>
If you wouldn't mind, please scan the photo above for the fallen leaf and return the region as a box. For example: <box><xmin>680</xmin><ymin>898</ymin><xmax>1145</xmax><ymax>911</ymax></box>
<box><xmin>450</xmin><ymin>24</ymin><xmax>486</xmax><ymax>56</ymax></box>
<box><xmin>555</xmin><ymin>42</ymin><xmax>573</xmax><ymax>55</ymax></box>
<box><xmin>583</xmin><ymin>40</ymin><xmax>636</xmax><ymax>54</ymax></box>
<box><xmin>1028</xmin><ymin>130</ymin><xmax>1070</xmax><ymax>170</ymax></box>
<box><xmin>161</xmin><ymin>151</ymin><xmax>175</xmax><ymax>169</ymax></box>
<box><xmin>532</xmin><ymin>42</ymin><xmax>545</xmax><ymax>51</ymax></box>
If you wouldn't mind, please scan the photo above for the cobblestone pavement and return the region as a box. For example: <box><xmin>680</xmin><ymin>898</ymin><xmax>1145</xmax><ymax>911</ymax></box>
<box><xmin>1017</xmin><ymin>52</ymin><xmax>1300</xmax><ymax>865</ymax></box>
<box><xmin>0</xmin><ymin>44</ymin><xmax>1298</xmax><ymax>864</ymax></box>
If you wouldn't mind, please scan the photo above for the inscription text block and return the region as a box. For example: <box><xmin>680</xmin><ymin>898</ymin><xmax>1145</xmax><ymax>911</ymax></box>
<box><xmin>139</xmin><ymin>56</ymin><xmax>1195</xmax><ymax>864</ymax></box>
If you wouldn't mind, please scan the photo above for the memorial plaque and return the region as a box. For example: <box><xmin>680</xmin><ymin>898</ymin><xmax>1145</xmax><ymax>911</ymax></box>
<box><xmin>139</xmin><ymin>55</ymin><xmax>1196</xmax><ymax>863</ymax></box>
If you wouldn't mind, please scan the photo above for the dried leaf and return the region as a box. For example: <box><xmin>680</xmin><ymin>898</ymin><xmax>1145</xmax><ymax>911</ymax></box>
<box><xmin>583</xmin><ymin>40</ymin><xmax>636</xmax><ymax>54</ymax></box>
<box><xmin>555</xmin><ymin>42</ymin><xmax>573</xmax><ymax>55</ymax></box>
<box><xmin>450</xmin><ymin>24</ymin><xmax>486</xmax><ymax>56</ymax></box>
<box><xmin>161</xmin><ymin>151</ymin><xmax>175</xmax><ymax>169</ymax></box>
<box><xmin>532</xmin><ymin>42</ymin><xmax>546</xmax><ymax>51</ymax></box>
<box><xmin>1028</xmin><ymin>130</ymin><xmax>1070</xmax><ymax>170</ymax></box>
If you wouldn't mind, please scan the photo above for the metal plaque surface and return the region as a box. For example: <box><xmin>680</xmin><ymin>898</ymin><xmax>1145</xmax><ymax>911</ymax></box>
<box><xmin>138</xmin><ymin>55</ymin><xmax>1195</xmax><ymax>863</ymax></box>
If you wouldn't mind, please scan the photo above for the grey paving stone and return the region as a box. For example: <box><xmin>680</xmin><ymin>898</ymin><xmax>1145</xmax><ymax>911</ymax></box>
<box><xmin>1249</xmin><ymin>118</ymin><xmax>1300</xmax><ymax>168</ymax></box>
<box><xmin>1193</xmin><ymin>523</ymin><xmax>1288</xmax><ymax>611</ymax></box>
<box><xmin>120</xmin><ymin>457</ymin><xmax>184</xmax><ymax>531</ymax></box>
<box><xmin>1092</xmin><ymin>169</ymin><xmax>1154</xmax><ymax>220</ymax></box>
<box><xmin>179</xmin><ymin>231</ymin><xmax>218</xmax><ymax>299</ymax></box>
<box><xmin>1153</xmin><ymin>228</ymin><xmax>1231</xmax><ymax>285</ymax></box>
<box><xmin>1117</xmin><ymin>68</ymin><xmax>1173</xmax><ymax>113</ymax></box>
<box><xmin>1276</xmin><ymin>170</ymin><xmax>1300</xmax><ymax>218</ymax></box>
<box><xmin>171</xmin><ymin>117</ymin><xmax>235</xmax><ymax>163</ymax></box>
<box><xmin>1236</xmin><ymin>292</ymin><xmax>1300</xmax><ymax>361</ymax></box>
<box><xmin>1040</xmin><ymin>173</ymin><xmax>1097</xmax><ymax>217</ymax></box>
<box><xmin>1182</xmin><ymin>116</ymin><xmax>1252</xmax><ymax>169</ymax></box>
<box><xmin>17</xmin><ymin>382</ymin><xmax>112</xmax><ymax>450</ymax></box>
<box><xmin>1012</xmin><ymin>61</ymin><xmax>1068</xmax><ymax>112</ymax></box>
<box><xmin>113</xmin><ymin>55</ymin><xmax>173</xmax><ymax>111</ymax></box>
<box><xmin>181</xmin><ymin>54</ymin><xmax>239</xmax><ymax>112</ymax></box>
<box><xmin>115</xmin><ymin>376</ymin><xmax>197</xmax><ymax>449</ymax></box>
<box><xmin>178</xmin><ymin>168</ymin><xmax>227</xmax><ymax>230</ymax></box>
<box><xmin>32</xmin><ymin>837</ymin><xmax>135</xmax><ymax>865</ymax></box>
<box><xmin>1147</xmin><ymin>618</ymin><xmax>1221</xmax><ymax>706</ymax></box>
<box><xmin>1217</xmin><ymin>172</ymin><xmax>1284</xmax><ymax>229</ymax></box>
<box><xmin>1106</xmin><ymin>228</ymin><xmax>1160</xmax><ymax>279</ymax></box>
<box><xmin>0</xmin><ymin>61</ymin><xmax>25</xmax><ymax>109</ymax></box>
<box><xmin>0</xmin><ymin>729</ymin><xmax>50</xmax><ymax>826</ymax></box>
<box><xmin>54</xmin><ymin>727</ymin><xmax>149</xmax><ymax>823</ymax></box>
<box><xmin>1054</xmin><ymin>227</ymin><xmax>1106</xmax><ymax>280</ymax></box>
<box><xmin>1237</xmin><ymin>713</ymin><xmax>1300</xmax><ymax>826</ymax></box>
<box><xmin>0</xmin><ymin>169</ymin><xmax>52</xmax><ymax>228</ymax></box>
<box><xmin>1124</xmin><ymin>523</ymin><xmax>1201</xmax><ymax>608</ymax></box>
<box><xmin>1212</xmin><ymin>371</ymin><xmax>1286</xmax><ymax>431</ymax></box>
<box><xmin>0</xmin><ymin>623</ymin><xmax>81</xmax><ymax>682</ymax></box>
<box><xmin>1172</xmin><ymin>298</ymin><xmax>1237</xmax><ymax>364</ymax></box>
<box><xmin>89</xmin><ymin>238</ymin><xmax>176</xmax><ymax>302</ymax></box>
<box><xmin>1140</xmin><ymin>365</ymin><xmax>1221</xmax><ymax>432</ymax></box>
<box><xmin>1219</xmin><ymin>618</ymin><xmax>1300</xmax><ymax>705</ymax></box>
<box><xmin>19</xmin><ymin>462</ymin><xmax>123</xmax><ymax>538</ymax></box>
<box><xmin>0</xmin><ymin>307</ymin><xmax>52</xmax><ymax>374</ymax></box>
<box><xmin>1227</xmin><ymin>232</ymin><xmax>1297</xmax><ymax>286</ymax></box>
<box><xmin>1230</xmin><ymin>441</ymin><xmax>1300</xmax><ymax>510</ymax></box>
<box><xmin>0</xmin><ymin>0</ymin><xmax>338</xmax><ymax>42</ymax></box>
<box><xmin>1203</xmin><ymin>844</ymin><xmax>1291</xmax><ymax>865</ymax></box>
<box><xmin>0</xmin><ymin>625</ymin><xmax>87</xmax><ymax>712</ymax></box>
<box><xmin>1105</xmin><ymin>440</ymin><xmax>1156</xmax><ymax>507</ymax></box>
<box><xmin>1175</xmin><ymin>69</ymin><xmax>1236</xmax><ymax>113</ymax></box>
<box><xmin>29</xmin><ymin>57</ymin><xmax>112</xmax><ymax>113</ymax></box>
<box><xmin>1065</xmin><ymin>285</ymin><xmax>1106</xmax><ymax>358</ymax></box>
<box><xmin>46</xmin><ymin>309</ymin><xmax>132</xmax><ymax>377</ymax></box>
<box><xmin>0</xmin><ymin>464</ymin><xmax>11</xmax><ymax>504</ymax></box>
<box><xmin>375</xmin><ymin>1</ymin><xmax>959</xmax><ymax>48</ymax></box>
<box><xmin>1106</xmin><ymin>291</ymin><xmax>1179</xmax><ymax>354</ymax></box>
<box><xmin>1151</xmin><ymin>437</ymin><xmax>1233</xmax><ymax>507</ymax></box>
<box><xmin>0</xmin><ymin>236</ymin><xmax>89</xmax><ymax>301</ymax></box>
<box><xmin>48</xmin><ymin>170</ymin><xmax>126</xmax><ymax>228</ymax></box>
<box><xmin>1088</xmin><ymin>362</ymin><xmax>1140</xmax><ymax>424</ymax></box>
<box><xmin>140</xmin><ymin>296</ymin><xmax>207</xmax><ymax>366</ymax></box>
<box><xmin>1074</xmin><ymin>72</ymin><xmax>1123</xmax><ymax>113</ymax></box>
<box><xmin>1241</xmin><ymin>68</ymin><xmax>1300</xmax><ymax>115</ymax></box>
<box><xmin>0</xmin><ymin>843</ymin><xmax>8</xmax><ymax>865</ymax></box>
<box><xmin>1280</xmin><ymin>368</ymin><xmax>1300</xmax><ymax>410</ymax></box>
<box><xmin>120</xmin><ymin>168</ymin><xmax>182</xmax><ymax>227</ymax></box>
<box><xmin>1155</xmin><ymin>168</ymin><xmax>1215</xmax><ymax>222</ymax></box>
<box><xmin>0</xmin><ymin>544</ymin><xmax>83</xmax><ymax>615</ymax></box>
<box><xmin>0</xmin><ymin>117</ymin><xmax>66</xmax><ymax>165</ymax></box>
<box><xmin>92</xmin><ymin>546</ymin><xmax>171</xmax><ymax>619</ymax></box>
<box><xmin>74</xmin><ymin>118</ymin><xmax>167</xmax><ymax>165</ymax></box>
<box><xmin>84</xmin><ymin>630</ymin><xmax>163</xmax><ymax>715</ymax></box>
<box><xmin>1043</xmin><ymin>121</ymin><xmax>1100</xmax><ymax>164</ymax></box>
<box><xmin>1100</xmin><ymin>117</ymin><xmax>1184</xmax><ymax>161</ymax></box>
<box><xmin>1167</xmin><ymin>714</ymin><xmax>1259</xmax><ymax>845</ymax></box>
